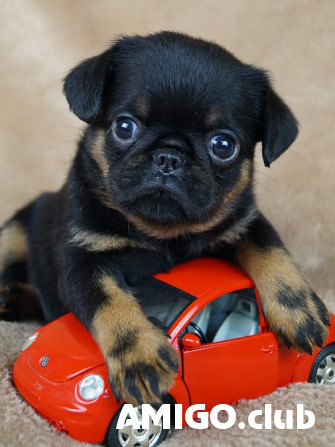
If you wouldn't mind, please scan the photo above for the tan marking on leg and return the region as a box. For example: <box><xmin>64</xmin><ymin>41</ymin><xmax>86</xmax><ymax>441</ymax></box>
<box><xmin>0</xmin><ymin>221</ymin><xmax>28</xmax><ymax>272</ymax></box>
<box><xmin>237</xmin><ymin>244</ymin><xmax>329</xmax><ymax>351</ymax></box>
<box><xmin>238</xmin><ymin>245</ymin><xmax>306</xmax><ymax>294</ymax></box>
<box><xmin>92</xmin><ymin>275</ymin><xmax>179</xmax><ymax>405</ymax></box>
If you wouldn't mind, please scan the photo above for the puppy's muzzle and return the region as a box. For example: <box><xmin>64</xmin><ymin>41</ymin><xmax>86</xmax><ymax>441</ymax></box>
<box><xmin>153</xmin><ymin>149</ymin><xmax>183</xmax><ymax>175</ymax></box>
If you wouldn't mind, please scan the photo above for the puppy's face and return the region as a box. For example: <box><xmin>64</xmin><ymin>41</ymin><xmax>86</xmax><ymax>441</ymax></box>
<box><xmin>64</xmin><ymin>32</ymin><xmax>298</xmax><ymax>233</ymax></box>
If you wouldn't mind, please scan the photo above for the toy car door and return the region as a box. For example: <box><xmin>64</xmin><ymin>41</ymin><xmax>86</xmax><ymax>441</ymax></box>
<box><xmin>181</xmin><ymin>288</ymin><xmax>278</xmax><ymax>408</ymax></box>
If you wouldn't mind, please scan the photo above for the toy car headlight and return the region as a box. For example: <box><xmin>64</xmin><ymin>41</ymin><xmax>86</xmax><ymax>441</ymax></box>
<box><xmin>79</xmin><ymin>374</ymin><xmax>104</xmax><ymax>401</ymax></box>
<box><xmin>21</xmin><ymin>332</ymin><xmax>39</xmax><ymax>351</ymax></box>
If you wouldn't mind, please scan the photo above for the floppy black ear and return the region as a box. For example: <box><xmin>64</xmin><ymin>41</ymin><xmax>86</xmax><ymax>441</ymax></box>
<box><xmin>63</xmin><ymin>50</ymin><xmax>112</xmax><ymax>123</ymax></box>
<box><xmin>261</xmin><ymin>87</ymin><xmax>299</xmax><ymax>167</ymax></box>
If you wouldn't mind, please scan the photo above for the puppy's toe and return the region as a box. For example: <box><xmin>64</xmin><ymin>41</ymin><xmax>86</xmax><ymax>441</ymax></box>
<box><xmin>106</xmin><ymin>326</ymin><xmax>179</xmax><ymax>405</ymax></box>
<box><xmin>265</xmin><ymin>285</ymin><xmax>330</xmax><ymax>354</ymax></box>
<box><xmin>291</xmin><ymin>291</ymin><xmax>329</xmax><ymax>353</ymax></box>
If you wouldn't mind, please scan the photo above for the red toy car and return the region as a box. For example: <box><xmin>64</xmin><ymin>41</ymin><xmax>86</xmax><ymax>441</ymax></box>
<box><xmin>13</xmin><ymin>258</ymin><xmax>335</xmax><ymax>446</ymax></box>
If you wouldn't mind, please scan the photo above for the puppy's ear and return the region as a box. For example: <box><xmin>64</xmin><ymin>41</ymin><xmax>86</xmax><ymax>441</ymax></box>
<box><xmin>63</xmin><ymin>50</ymin><xmax>112</xmax><ymax>123</ymax></box>
<box><xmin>261</xmin><ymin>86</ymin><xmax>299</xmax><ymax>167</ymax></box>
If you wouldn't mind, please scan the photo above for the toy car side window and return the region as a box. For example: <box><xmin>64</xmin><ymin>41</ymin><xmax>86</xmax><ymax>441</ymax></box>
<box><xmin>190</xmin><ymin>288</ymin><xmax>260</xmax><ymax>343</ymax></box>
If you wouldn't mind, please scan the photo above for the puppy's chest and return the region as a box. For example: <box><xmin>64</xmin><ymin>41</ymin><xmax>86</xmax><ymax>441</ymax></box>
<box><xmin>154</xmin><ymin>233</ymin><xmax>232</xmax><ymax>266</ymax></box>
<box><xmin>163</xmin><ymin>238</ymin><xmax>209</xmax><ymax>263</ymax></box>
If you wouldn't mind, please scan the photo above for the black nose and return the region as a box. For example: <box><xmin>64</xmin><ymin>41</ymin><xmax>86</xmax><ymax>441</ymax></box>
<box><xmin>154</xmin><ymin>150</ymin><xmax>183</xmax><ymax>175</ymax></box>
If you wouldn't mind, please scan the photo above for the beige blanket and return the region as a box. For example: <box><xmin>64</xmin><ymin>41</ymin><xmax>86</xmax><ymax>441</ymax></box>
<box><xmin>1</xmin><ymin>1</ymin><xmax>334</xmax><ymax>446</ymax></box>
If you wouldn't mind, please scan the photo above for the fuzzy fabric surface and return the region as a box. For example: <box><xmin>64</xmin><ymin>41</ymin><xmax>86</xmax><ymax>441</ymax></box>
<box><xmin>0</xmin><ymin>1</ymin><xmax>334</xmax><ymax>446</ymax></box>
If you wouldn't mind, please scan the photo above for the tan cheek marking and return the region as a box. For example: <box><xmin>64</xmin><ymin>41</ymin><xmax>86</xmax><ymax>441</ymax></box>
<box><xmin>90</xmin><ymin>129</ymin><xmax>109</xmax><ymax>177</ymax></box>
<box><xmin>0</xmin><ymin>222</ymin><xmax>28</xmax><ymax>272</ymax></box>
<box><xmin>224</xmin><ymin>159</ymin><xmax>253</xmax><ymax>205</ymax></box>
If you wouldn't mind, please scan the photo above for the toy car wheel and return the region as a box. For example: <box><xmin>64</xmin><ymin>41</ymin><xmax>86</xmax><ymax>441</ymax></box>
<box><xmin>308</xmin><ymin>344</ymin><xmax>335</xmax><ymax>385</ymax></box>
<box><xmin>105</xmin><ymin>403</ymin><xmax>169</xmax><ymax>447</ymax></box>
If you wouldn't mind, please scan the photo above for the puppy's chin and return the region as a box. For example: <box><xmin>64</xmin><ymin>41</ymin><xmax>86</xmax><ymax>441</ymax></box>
<box><xmin>115</xmin><ymin>189</ymin><xmax>210</xmax><ymax>224</ymax></box>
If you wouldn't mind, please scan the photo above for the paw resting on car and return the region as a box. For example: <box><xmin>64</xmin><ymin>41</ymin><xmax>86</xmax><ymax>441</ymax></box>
<box><xmin>263</xmin><ymin>283</ymin><xmax>330</xmax><ymax>354</ymax></box>
<box><xmin>92</xmin><ymin>275</ymin><xmax>179</xmax><ymax>405</ymax></box>
<box><xmin>106</xmin><ymin>326</ymin><xmax>179</xmax><ymax>405</ymax></box>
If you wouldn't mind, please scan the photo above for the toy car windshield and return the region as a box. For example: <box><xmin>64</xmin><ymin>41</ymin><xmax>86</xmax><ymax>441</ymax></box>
<box><xmin>135</xmin><ymin>277</ymin><xmax>196</xmax><ymax>329</ymax></box>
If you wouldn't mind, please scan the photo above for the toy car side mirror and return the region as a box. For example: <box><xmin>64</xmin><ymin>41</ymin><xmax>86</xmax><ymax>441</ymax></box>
<box><xmin>181</xmin><ymin>333</ymin><xmax>201</xmax><ymax>348</ymax></box>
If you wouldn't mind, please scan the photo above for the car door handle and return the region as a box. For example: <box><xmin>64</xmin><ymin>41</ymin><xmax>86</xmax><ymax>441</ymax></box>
<box><xmin>261</xmin><ymin>345</ymin><xmax>276</xmax><ymax>354</ymax></box>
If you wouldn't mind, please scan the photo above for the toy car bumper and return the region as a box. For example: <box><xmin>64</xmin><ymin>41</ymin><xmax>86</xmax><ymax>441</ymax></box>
<box><xmin>13</xmin><ymin>353</ymin><xmax>119</xmax><ymax>443</ymax></box>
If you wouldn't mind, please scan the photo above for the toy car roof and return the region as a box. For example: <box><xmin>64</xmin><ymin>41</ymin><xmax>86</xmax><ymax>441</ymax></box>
<box><xmin>154</xmin><ymin>257</ymin><xmax>254</xmax><ymax>298</ymax></box>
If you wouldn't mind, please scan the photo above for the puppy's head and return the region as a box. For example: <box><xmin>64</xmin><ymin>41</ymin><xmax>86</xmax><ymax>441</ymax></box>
<box><xmin>64</xmin><ymin>32</ymin><xmax>298</xmax><ymax>236</ymax></box>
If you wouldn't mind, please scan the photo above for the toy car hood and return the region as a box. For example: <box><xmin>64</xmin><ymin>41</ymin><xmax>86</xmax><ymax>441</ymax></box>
<box><xmin>26</xmin><ymin>313</ymin><xmax>105</xmax><ymax>383</ymax></box>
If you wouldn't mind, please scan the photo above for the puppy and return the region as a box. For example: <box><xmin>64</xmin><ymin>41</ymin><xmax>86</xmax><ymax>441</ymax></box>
<box><xmin>0</xmin><ymin>32</ymin><xmax>329</xmax><ymax>405</ymax></box>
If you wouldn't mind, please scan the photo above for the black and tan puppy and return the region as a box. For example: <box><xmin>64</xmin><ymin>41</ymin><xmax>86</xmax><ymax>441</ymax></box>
<box><xmin>0</xmin><ymin>32</ymin><xmax>329</xmax><ymax>405</ymax></box>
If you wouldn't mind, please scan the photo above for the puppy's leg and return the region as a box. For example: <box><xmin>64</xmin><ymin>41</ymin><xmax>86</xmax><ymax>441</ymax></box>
<box><xmin>60</xmin><ymin>249</ymin><xmax>179</xmax><ymax>405</ymax></box>
<box><xmin>93</xmin><ymin>275</ymin><xmax>179</xmax><ymax>404</ymax></box>
<box><xmin>236</xmin><ymin>213</ymin><xmax>329</xmax><ymax>354</ymax></box>
<box><xmin>0</xmin><ymin>210</ymin><xmax>40</xmax><ymax>320</ymax></box>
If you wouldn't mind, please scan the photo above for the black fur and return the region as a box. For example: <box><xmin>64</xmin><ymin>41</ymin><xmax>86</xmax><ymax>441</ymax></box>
<box><xmin>1</xmin><ymin>32</ymin><xmax>328</xmax><ymax>404</ymax></box>
<box><xmin>277</xmin><ymin>285</ymin><xmax>307</xmax><ymax>309</ymax></box>
<box><xmin>109</xmin><ymin>328</ymin><xmax>139</xmax><ymax>358</ymax></box>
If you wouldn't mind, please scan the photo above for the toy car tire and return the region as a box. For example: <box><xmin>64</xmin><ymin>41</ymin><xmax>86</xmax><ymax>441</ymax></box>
<box><xmin>104</xmin><ymin>403</ymin><xmax>169</xmax><ymax>447</ymax></box>
<box><xmin>308</xmin><ymin>344</ymin><xmax>335</xmax><ymax>385</ymax></box>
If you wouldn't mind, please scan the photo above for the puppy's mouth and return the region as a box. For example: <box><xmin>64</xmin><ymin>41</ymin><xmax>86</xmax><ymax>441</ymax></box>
<box><xmin>110</xmin><ymin>168</ymin><xmax>217</xmax><ymax>225</ymax></box>
<box><xmin>117</xmin><ymin>183</ymin><xmax>195</xmax><ymax>223</ymax></box>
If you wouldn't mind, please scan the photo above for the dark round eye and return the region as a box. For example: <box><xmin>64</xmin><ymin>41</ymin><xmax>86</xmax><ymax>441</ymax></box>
<box><xmin>113</xmin><ymin>117</ymin><xmax>139</xmax><ymax>141</ymax></box>
<box><xmin>209</xmin><ymin>133</ymin><xmax>240</xmax><ymax>163</ymax></box>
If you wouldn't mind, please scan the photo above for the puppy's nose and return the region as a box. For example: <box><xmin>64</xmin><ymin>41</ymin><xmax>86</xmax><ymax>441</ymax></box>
<box><xmin>154</xmin><ymin>150</ymin><xmax>183</xmax><ymax>175</ymax></box>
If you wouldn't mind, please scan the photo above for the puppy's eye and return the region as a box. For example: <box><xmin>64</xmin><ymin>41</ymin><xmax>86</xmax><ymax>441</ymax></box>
<box><xmin>113</xmin><ymin>117</ymin><xmax>139</xmax><ymax>141</ymax></box>
<box><xmin>209</xmin><ymin>132</ymin><xmax>240</xmax><ymax>164</ymax></box>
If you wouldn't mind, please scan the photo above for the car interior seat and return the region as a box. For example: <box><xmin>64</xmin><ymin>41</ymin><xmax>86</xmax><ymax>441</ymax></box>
<box><xmin>212</xmin><ymin>297</ymin><xmax>259</xmax><ymax>342</ymax></box>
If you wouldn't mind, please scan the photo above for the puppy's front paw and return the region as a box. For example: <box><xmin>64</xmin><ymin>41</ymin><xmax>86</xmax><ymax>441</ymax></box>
<box><xmin>106</xmin><ymin>324</ymin><xmax>179</xmax><ymax>405</ymax></box>
<box><xmin>93</xmin><ymin>275</ymin><xmax>180</xmax><ymax>405</ymax></box>
<box><xmin>0</xmin><ymin>283</ymin><xmax>39</xmax><ymax>321</ymax></box>
<box><xmin>238</xmin><ymin>243</ymin><xmax>330</xmax><ymax>354</ymax></box>
<box><xmin>0</xmin><ymin>284</ymin><xmax>22</xmax><ymax>320</ymax></box>
<box><xmin>262</xmin><ymin>282</ymin><xmax>329</xmax><ymax>354</ymax></box>
<box><xmin>93</xmin><ymin>308</ymin><xmax>179</xmax><ymax>405</ymax></box>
